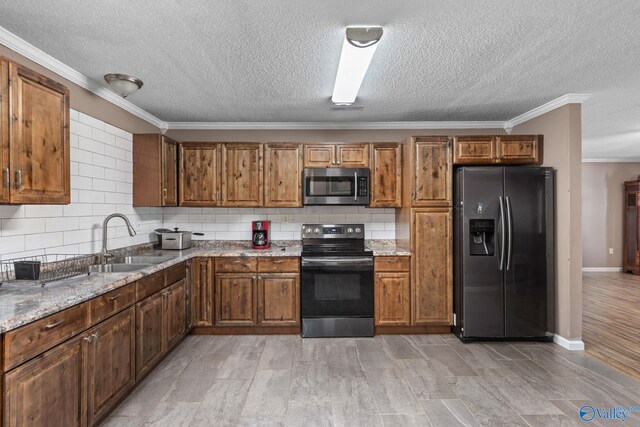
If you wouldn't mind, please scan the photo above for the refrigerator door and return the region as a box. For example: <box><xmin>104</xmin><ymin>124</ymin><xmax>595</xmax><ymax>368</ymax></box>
<box><xmin>458</xmin><ymin>167</ymin><xmax>505</xmax><ymax>337</ymax></box>
<box><xmin>504</xmin><ymin>167</ymin><xmax>554</xmax><ymax>338</ymax></box>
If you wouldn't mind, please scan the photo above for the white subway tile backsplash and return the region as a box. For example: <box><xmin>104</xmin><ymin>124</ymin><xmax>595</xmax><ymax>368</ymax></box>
<box><xmin>79</xmin><ymin>112</ymin><xmax>105</xmax><ymax>130</ymax></box>
<box><xmin>25</xmin><ymin>232</ymin><xmax>63</xmax><ymax>250</ymax></box>
<box><xmin>2</xmin><ymin>218</ymin><xmax>46</xmax><ymax>236</ymax></box>
<box><xmin>93</xmin><ymin>153</ymin><xmax>116</xmax><ymax>169</ymax></box>
<box><xmin>25</xmin><ymin>205</ymin><xmax>63</xmax><ymax>218</ymax></box>
<box><xmin>46</xmin><ymin>217</ymin><xmax>79</xmax><ymax>232</ymax></box>
<box><xmin>79</xmin><ymin>163</ymin><xmax>105</xmax><ymax>179</ymax></box>
<box><xmin>70</xmin><ymin>120</ymin><xmax>92</xmax><ymax>139</ymax></box>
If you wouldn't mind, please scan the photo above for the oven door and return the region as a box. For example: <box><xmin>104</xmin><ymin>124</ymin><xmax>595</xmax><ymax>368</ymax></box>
<box><xmin>300</xmin><ymin>256</ymin><xmax>374</xmax><ymax>318</ymax></box>
<box><xmin>303</xmin><ymin>168</ymin><xmax>369</xmax><ymax>205</ymax></box>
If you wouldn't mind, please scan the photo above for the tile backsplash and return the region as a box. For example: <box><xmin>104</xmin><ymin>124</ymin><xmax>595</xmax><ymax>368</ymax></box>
<box><xmin>0</xmin><ymin>111</ymin><xmax>396</xmax><ymax>261</ymax></box>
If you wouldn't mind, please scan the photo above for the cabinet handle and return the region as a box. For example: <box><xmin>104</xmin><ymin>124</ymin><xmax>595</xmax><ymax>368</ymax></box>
<box><xmin>44</xmin><ymin>320</ymin><xmax>63</xmax><ymax>330</ymax></box>
<box><xmin>109</xmin><ymin>294</ymin><xmax>120</xmax><ymax>301</ymax></box>
<box><xmin>83</xmin><ymin>335</ymin><xmax>93</xmax><ymax>343</ymax></box>
<box><xmin>163</xmin><ymin>188</ymin><xmax>168</xmax><ymax>199</ymax></box>
<box><xmin>93</xmin><ymin>332</ymin><xmax>100</xmax><ymax>341</ymax></box>
<box><xmin>386</xmin><ymin>259</ymin><xmax>398</xmax><ymax>263</ymax></box>
<box><xmin>2</xmin><ymin>167</ymin><xmax>8</xmax><ymax>189</ymax></box>
<box><xmin>232</xmin><ymin>260</ymin><xmax>242</xmax><ymax>264</ymax></box>
<box><xmin>15</xmin><ymin>169</ymin><xmax>22</xmax><ymax>190</ymax></box>
<box><xmin>272</xmin><ymin>260</ymin><xmax>284</xmax><ymax>264</ymax></box>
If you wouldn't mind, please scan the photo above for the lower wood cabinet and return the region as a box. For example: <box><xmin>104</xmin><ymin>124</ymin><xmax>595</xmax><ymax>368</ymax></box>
<box><xmin>135</xmin><ymin>291</ymin><xmax>165</xmax><ymax>378</ymax></box>
<box><xmin>191</xmin><ymin>258</ymin><xmax>214</xmax><ymax>326</ymax></box>
<box><xmin>85</xmin><ymin>307</ymin><xmax>135</xmax><ymax>426</ymax></box>
<box><xmin>166</xmin><ymin>280</ymin><xmax>186</xmax><ymax>350</ymax></box>
<box><xmin>4</xmin><ymin>336</ymin><xmax>84</xmax><ymax>427</ymax></box>
<box><xmin>412</xmin><ymin>208</ymin><xmax>453</xmax><ymax>325</ymax></box>
<box><xmin>375</xmin><ymin>272</ymin><xmax>411</xmax><ymax>326</ymax></box>
<box><xmin>257</xmin><ymin>273</ymin><xmax>299</xmax><ymax>326</ymax></box>
<box><xmin>215</xmin><ymin>273</ymin><xmax>256</xmax><ymax>327</ymax></box>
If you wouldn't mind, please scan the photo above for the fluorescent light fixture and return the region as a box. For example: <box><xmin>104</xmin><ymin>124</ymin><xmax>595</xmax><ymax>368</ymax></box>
<box><xmin>331</xmin><ymin>27</ymin><xmax>383</xmax><ymax>105</ymax></box>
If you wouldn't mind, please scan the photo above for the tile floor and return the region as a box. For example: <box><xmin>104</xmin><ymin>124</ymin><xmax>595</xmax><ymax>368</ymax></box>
<box><xmin>102</xmin><ymin>335</ymin><xmax>640</xmax><ymax>426</ymax></box>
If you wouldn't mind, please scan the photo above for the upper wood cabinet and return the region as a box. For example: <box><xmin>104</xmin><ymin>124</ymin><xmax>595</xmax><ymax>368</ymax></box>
<box><xmin>133</xmin><ymin>134</ymin><xmax>178</xmax><ymax>207</ymax></box>
<box><xmin>221</xmin><ymin>143</ymin><xmax>263</xmax><ymax>207</ymax></box>
<box><xmin>404</xmin><ymin>136</ymin><xmax>452</xmax><ymax>207</ymax></box>
<box><xmin>304</xmin><ymin>144</ymin><xmax>369</xmax><ymax>168</ymax></box>
<box><xmin>264</xmin><ymin>143</ymin><xmax>303</xmax><ymax>207</ymax></box>
<box><xmin>3</xmin><ymin>59</ymin><xmax>70</xmax><ymax>205</ymax></box>
<box><xmin>179</xmin><ymin>143</ymin><xmax>221</xmax><ymax>206</ymax></box>
<box><xmin>370</xmin><ymin>143</ymin><xmax>402</xmax><ymax>208</ymax></box>
<box><xmin>412</xmin><ymin>208</ymin><xmax>452</xmax><ymax>325</ymax></box>
<box><xmin>453</xmin><ymin>135</ymin><xmax>542</xmax><ymax>165</ymax></box>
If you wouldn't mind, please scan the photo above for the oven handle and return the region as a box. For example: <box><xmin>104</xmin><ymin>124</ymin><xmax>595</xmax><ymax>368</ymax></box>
<box><xmin>354</xmin><ymin>171</ymin><xmax>358</xmax><ymax>201</ymax></box>
<box><xmin>301</xmin><ymin>256</ymin><xmax>373</xmax><ymax>267</ymax></box>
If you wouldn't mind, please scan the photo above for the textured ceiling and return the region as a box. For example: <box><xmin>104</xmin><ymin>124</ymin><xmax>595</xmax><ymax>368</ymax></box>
<box><xmin>0</xmin><ymin>1</ymin><xmax>639</xmax><ymax>159</ymax></box>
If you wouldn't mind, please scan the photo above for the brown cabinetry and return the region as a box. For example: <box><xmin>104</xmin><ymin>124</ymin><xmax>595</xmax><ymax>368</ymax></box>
<box><xmin>374</xmin><ymin>257</ymin><xmax>410</xmax><ymax>326</ymax></box>
<box><xmin>404</xmin><ymin>137</ymin><xmax>452</xmax><ymax>207</ymax></box>
<box><xmin>412</xmin><ymin>208</ymin><xmax>452</xmax><ymax>325</ymax></box>
<box><xmin>221</xmin><ymin>143</ymin><xmax>264</xmax><ymax>207</ymax></box>
<box><xmin>84</xmin><ymin>307</ymin><xmax>135</xmax><ymax>426</ymax></box>
<box><xmin>135</xmin><ymin>291</ymin><xmax>164</xmax><ymax>378</ymax></box>
<box><xmin>0</xmin><ymin>58</ymin><xmax>70</xmax><ymax>205</ymax></box>
<box><xmin>166</xmin><ymin>279</ymin><xmax>186</xmax><ymax>350</ymax></box>
<box><xmin>4</xmin><ymin>336</ymin><xmax>84</xmax><ymax>427</ymax></box>
<box><xmin>179</xmin><ymin>143</ymin><xmax>221</xmax><ymax>206</ymax></box>
<box><xmin>453</xmin><ymin>135</ymin><xmax>542</xmax><ymax>165</ymax></box>
<box><xmin>304</xmin><ymin>144</ymin><xmax>369</xmax><ymax>168</ymax></box>
<box><xmin>215</xmin><ymin>273</ymin><xmax>256</xmax><ymax>326</ymax></box>
<box><xmin>257</xmin><ymin>273</ymin><xmax>299</xmax><ymax>326</ymax></box>
<box><xmin>264</xmin><ymin>143</ymin><xmax>303</xmax><ymax>207</ymax></box>
<box><xmin>370</xmin><ymin>143</ymin><xmax>402</xmax><ymax>207</ymax></box>
<box><xmin>133</xmin><ymin>134</ymin><xmax>178</xmax><ymax>207</ymax></box>
<box><xmin>191</xmin><ymin>258</ymin><xmax>214</xmax><ymax>326</ymax></box>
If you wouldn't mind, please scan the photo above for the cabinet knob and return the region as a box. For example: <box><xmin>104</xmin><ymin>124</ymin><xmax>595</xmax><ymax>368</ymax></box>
<box><xmin>2</xmin><ymin>167</ymin><xmax>8</xmax><ymax>189</ymax></box>
<box><xmin>163</xmin><ymin>188</ymin><xmax>168</xmax><ymax>198</ymax></box>
<box><xmin>336</xmin><ymin>161</ymin><xmax>341</xmax><ymax>165</ymax></box>
<box><xmin>15</xmin><ymin>169</ymin><xmax>22</xmax><ymax>190</ymax></box>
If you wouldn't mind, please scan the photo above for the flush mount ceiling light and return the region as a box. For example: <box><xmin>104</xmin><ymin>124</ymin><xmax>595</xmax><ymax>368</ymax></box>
<box><xmin>104</xmin><ymin>73</ymin><xmax>143</xmax><ymax>98</ymax></box>
<box><xmin>331</xmin><ymin>26</ymin><xmax>383</xmax><ymax>105</ymax></box>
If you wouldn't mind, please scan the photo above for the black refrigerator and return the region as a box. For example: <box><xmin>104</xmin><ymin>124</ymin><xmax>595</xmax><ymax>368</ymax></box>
<box><xmin>453</xmin><ymin>167</ymin><xmax>555</xmax><ymax>341</ymax></box>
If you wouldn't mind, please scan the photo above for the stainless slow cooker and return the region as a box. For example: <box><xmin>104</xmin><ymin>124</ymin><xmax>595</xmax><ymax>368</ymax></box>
<box><xmin>154</xmin><ymin>228</ymin><xmax>203</xmax><ymax>250</ymax></box>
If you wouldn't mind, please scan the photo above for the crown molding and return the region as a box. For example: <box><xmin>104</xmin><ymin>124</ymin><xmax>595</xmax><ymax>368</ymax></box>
<box><xmin>503</xmin><ymin>93</ymin><xmax>591</xmax><ymax>132</ymax></box>
<box><xmin>0</xmin><ymin>26</ymin><xmax>166</xmax><ymax>129</ymax></box>
<box><xmin>582</xmin><ymin>158</ymin><xmax>640</xmax><ymax>163</ymax></box>
<box><xmin>165</xmin><ymin>121</ymin><xmax>505</xmax><ymax>130</ymax></box>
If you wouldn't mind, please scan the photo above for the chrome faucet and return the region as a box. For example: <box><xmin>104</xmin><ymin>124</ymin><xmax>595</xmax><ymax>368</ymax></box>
<box><xmin>100</xmin><ymin>213</ymin><xmax>137</xmax><ymax>264</ymax></box>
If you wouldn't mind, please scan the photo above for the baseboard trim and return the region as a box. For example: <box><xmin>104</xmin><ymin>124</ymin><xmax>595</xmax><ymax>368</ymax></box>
<box><xmin>582</xmin><ymin>267</ymin><xmax>623</xmax><ymax>272</ymax></box>
<box><xmin>554</xmin><ymin>334</ymin><xmax>585</xmax><ymax>351</ymax></box>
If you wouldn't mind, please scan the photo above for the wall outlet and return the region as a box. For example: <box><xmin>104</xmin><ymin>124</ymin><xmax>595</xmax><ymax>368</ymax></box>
<box><xmin>282</xmin><ymin>215</ymin><xmax>290</xmax><ymax>223</ymax></box>
<box><xmin>609</xmin><ymin>248</ymin><xmax>614</xmax><ymax>255</ymax></box>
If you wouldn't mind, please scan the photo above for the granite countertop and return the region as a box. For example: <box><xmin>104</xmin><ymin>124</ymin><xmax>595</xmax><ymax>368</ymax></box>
<box><xmin>0</xmin><ymin>240</ymin><xmax>410</xmax><ymax>333</ymax></box>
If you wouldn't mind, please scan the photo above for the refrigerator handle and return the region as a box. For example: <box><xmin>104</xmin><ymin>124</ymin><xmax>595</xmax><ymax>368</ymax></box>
<box><xmin>506</xmin><ymin>195</ymin><xmax>513</xmax><ymax>270</ymax></box>
<box><xmin>499</xmin><ymin>196</ymin><xmax>506</xmax><ymax>270</ymax></box>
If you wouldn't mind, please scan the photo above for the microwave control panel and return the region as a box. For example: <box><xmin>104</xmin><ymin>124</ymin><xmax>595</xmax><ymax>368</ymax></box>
<box><xmin>358</xmin><ymin>177</ymin><xmax>368</xmax><ymax>196</ymax></box>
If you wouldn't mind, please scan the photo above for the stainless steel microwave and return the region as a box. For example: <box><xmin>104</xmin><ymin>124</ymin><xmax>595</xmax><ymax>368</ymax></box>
<box><xmin>303</xmin><ymin>168</ymin><xmax>370</xmax><ymax>205</ymax></box>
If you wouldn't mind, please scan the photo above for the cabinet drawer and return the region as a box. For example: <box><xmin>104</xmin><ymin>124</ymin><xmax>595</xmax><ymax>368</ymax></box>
<box><xmin>136</xmin><ymin>271</ymin><xmax>166</xmax><ymax>301</ymax></box>
<box><xmin>90</xmin><ymin>284</ymin><xmax>136</xmax><ymax>325</ymax></box>
<box><xmin>258</xmin><ymin>257</ymin><xmax>299</xmax><ymax>273</ymax></box>
<box><xmin>215</xmin><ymin>257</ymin><xmax>258</xmax><ymax>273</ymax></box>
<box><xmin>374</xmin><ymin>256</ymin><xmax>410</xmax><ymax>271</ymax></box>
<box><xmin>165</xmin><ymin>262</ymin><xmax>186</xmax><ymax>285</ymax></box>
<box><xmin>4</xmin><ymin>302</ymin><xmax>90</xmax><ymax>371</ymax></box>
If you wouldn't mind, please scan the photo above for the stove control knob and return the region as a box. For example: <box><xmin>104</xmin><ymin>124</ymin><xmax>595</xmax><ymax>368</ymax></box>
<box><xmin>304</xmin><ymin>228</ymin><xmax>311</xmax><ymax>234</ymax></box>
<box><xmin>314</xmin><ymin>228</ymin><xmax>320</xmax><ymax>234</ymax></box>
<box><xmin>347</xmin><ymin>227</ymin><xmax>353</xmax><ymax>234</ymax></box>
<box><xmin>355</xmin><ymin>227</ymin><xmax>362</xmax><ymax>234</ymax></box>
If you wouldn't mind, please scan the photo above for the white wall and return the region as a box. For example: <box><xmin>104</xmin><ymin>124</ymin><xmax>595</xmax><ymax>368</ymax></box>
<box><xmin>0</xmin><ymin>110</ymin><xmax>163</xmax><ymax>261</ymax></box>
<box><xmin>163</xmin><ymin>206</ymin><xmax>396</xmax><ymax>241</ymax></box>
<box><xmin>0</xmin><ymin>112</ymin><xmax>396</xmax><ymax>261</ymax></box>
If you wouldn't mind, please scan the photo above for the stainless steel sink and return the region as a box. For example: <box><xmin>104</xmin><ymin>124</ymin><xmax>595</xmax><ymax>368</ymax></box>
<box><xmin>118</xmin><ymin>256</ymin><xmax>176</xmax><ymax>265</ymax></box>
<box><xmin>88</xmin><ymin>264</ymin><xmax>151</xmax><ymax>273</ymax></box>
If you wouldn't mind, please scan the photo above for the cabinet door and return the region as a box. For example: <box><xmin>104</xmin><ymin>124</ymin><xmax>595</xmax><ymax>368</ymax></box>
<box><xmin>9</xmin><ymin>62</ymin><xmax>70</xmax><ymax>204</ymax></box>
<box><xmin>336</xmin><ymin>144</ymin><xmax>369</xmax><ymax>168</ymax></box>
<box><xmin>412</xmin><ymin>137</ymin><xmax>451</xmax><ymax>207</ymax></box>
<box><xmin>412</xmin><ymin>208</ymin><xmax>452</xmax><ymax>325</ymax></box>
<box><xmin>135</xmin><ymin>291</ymin><xmax>165</xmax><ymax>378</ymax></box>
<box><xmin>179</xmin><ymin>143</ymin><xmax>221</xmax><ymax>206</ymax></box>
<box><xmin>0</xmin><ymin>59</ymin><xmax>8</xmax><ymax>203</ymax></box>
<box><xmin>375</xmin><ymin>272</ymin><xmax>410</xmax><ymax>326</ymax></box>
<box><xmin>166</xmin><ymin>279</ymin><xmax>186</xmax><ymax>350</ymax></box>
<box><xmin>496</xmin><ymin>135</ymin><xmax>541</xmax><ymax>164</ymax></box>
<box><xmin>303</xmin><ymin>144</ymin><xmax>335</xmax><ymax>168</ymax></box>
<box><xmin>257</xmin><ymin>273</ymin><xmax>299</xmax><ymax>327</ymax></box>
<box><xmin>161</xmin><ymin>136</ymin><xmax>178</xmax><ymax>206</ymax></box>
<box><xmin>453</xmin><ymin>136</ymin><xmax>495</xmax><ymax>164</ymax></box>
<box><xmin>264</xmin><ymin>143</ymin><xmax>303</xmax><ymax>207</ymax></box>
<box><xmin>85</xmin><ymin>307</ymin><xmax>135</xmax><ymax>426</ymax></box>
<box><xmin>215</xmin><ymin>273</ymin><xmax>256</xmax><ymax>326</ymax></box>
<box><xmin>191</xmin><ymin>258</ymin><xmax>214</xmax><ymax>327</ymax></box>
<box><xmin>4</xmin><ymin>337</ymin><xmax>83</xmax><ymax>427</ymax></box>
<box><xmin>221</xmin><ymin>143</ymin><xmax>263</xmax><ymax>207</ymax></box>
<box><xmin>370</xmin><ymin>144</ymin><xmax>402</xmax><ymax>208</ymax></box>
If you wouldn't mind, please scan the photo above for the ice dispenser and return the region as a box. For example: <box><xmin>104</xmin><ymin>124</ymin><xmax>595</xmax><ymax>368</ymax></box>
<box><xmin>469</xmin><ymin>219</ymin><xmax>495</xmax><ymax>256</ymax></box>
